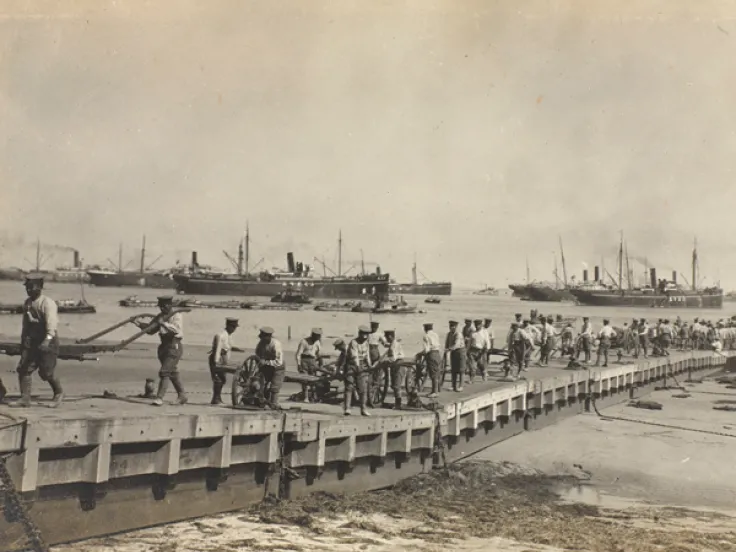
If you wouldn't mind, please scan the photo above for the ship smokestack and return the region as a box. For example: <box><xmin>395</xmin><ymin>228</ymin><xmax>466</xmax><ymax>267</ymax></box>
<box><xmin>583</xmin><ymin>270</ymin><xmax>588</xmax><ymax>283</ymax></box>
<box><xmin>73</xmin><ymin>250</ymin><xmax>80</xmax><ymax>269</ymax></box>
<box><xmin>286</xmin><ymin>252</ymin><xmax>295</xmax><ymax>273</ymax></box>
<box><xmin>650</xmin><ymin>268</ymin><xmax>657</xmax><ymax>289</ymax></box>
<box><xmin>376</xmin><ymin>266</ymin><xmax>381</xmax><ymax>276</ymax></box>
<box><xmin>672</xmin><ymin>271</ymin><xmax>677</xmax><ymax>283</ymax></box>
<box><xmin>594</xmin><ymin>266</ymin><xmax>600</xmax><ymax>282</ymax></box>
<box><xmin>191</xmin><ymin>251</ymin><xmax>198</xmax><ymax>267</ymax></box>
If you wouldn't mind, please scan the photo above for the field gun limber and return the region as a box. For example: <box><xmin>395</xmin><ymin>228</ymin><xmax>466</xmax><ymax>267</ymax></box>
<box><xmin>0</xmin><ymin>308</ymin><xmax>192</xmax><ymax>362</ymax></box>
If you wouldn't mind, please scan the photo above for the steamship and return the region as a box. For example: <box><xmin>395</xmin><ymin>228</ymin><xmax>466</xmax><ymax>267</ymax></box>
<box><xmin>86</xmin><ymin>237</ymin><xmax>178</xmax><ymax>289</ymax></box>
<box><xmin>388</xmin><ymin>260</ymin><xmax>452</xmax><ymax>296</ymax></box>
<box><xmin>569</xmin><ymin>241</ymin><xmax>722</xmax><ymax>309</ymax></box>
<box><xmin>172</xmin><ymin>230</ymin><xmax>390</xmax><ymax>300</ymax></box>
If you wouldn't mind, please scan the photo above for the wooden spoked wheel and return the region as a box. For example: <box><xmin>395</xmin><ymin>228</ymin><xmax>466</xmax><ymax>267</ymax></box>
<box><xmin>231</xmin><ymin>355</ymin><xmax>262</xmax><ymax>407</ymax></box>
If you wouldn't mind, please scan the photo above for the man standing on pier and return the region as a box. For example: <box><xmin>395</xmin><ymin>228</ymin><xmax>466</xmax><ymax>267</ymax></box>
<box><xmin>344</xmin><ymin>326</ymin><xmax>372</xmax><ymax>416</ymax></box>
<box><xmin>659</xmin><ymin>319</ymin><xmax>673</xmax><ymax>356</ymax></box>
<box><xmin>208</xmin><ymin>317</ymin><xmax>245</xmax><ymax>405</ymax></box>
<box><xmin>255</xmin><ymin>327</ymin><xmax>285</xmax><ymax>408</ymax></box>
<box><xmin>539</xmin><ymin>316</ymin><xmax>556</xmax><ymax>366</ymax></box>
<box><xmin>295</xmin><ymin>328</ymin><xmax>323</xmax><ymax>403</ymax></box>
<box><xmin>136</xmin><ymin>296</ymin><xmax>187</xmax><ymax>407</ymax></box>
<box><xmin>445</xmin><ymin>320</ymin><xmax>466</xmax><ymax>392</ymax></box>
<box><xmin>637</xmin><ymin>319</ymin><xmax>649</xmax><ymax>358</ymax></box>
<box><xmin>577</xmin><ymin>317</ymin><xmax>593</xmax><ymax>364</ymax></box>
<box><xmin>421</xmin><ymin>322</ymin><xmax>442</xmax><ymax>398</ymax></box>
<box><xmin>483</xmin><ymin>318</ymin><xmax>495</xmax><ymax>362</ymax></box>
<box><xmin>11</xmin><ymin>274</ymin><xmax>63</xmax><ymax>408</ymax></box>
<box><xmin>367</xmin><ymin>321</ymin><xmax>382</xmax><ymax>364</ymax></box>
<box><xmin>384</xmin><ymin>329</ymin><xmax>406</xmax><ymax>409</ymax></box>
<box><xmin>596</xmin><ymin>319</ymin><xmax>615</xmax><ymax>367</ymax></box>
<box><xmin>468</xmin><ymin>319</ymin><xmax>488</xmax><ymax>383</ymax></box>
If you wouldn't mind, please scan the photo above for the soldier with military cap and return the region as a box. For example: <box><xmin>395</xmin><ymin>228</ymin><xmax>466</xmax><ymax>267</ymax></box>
<box><xmin>383</xmin><ymin>329</ymin><xmax>406</xmax><ymax>409</ymax></box>
<box><xmin>135</xmin><ymin>295</ymin><xmax>187</xmax><ymax>406</ymax></box>
<box><xmin>208</xmin><ymin>317</ymin><xmax>245</xmax><ymax>405</ymax></box>
<box><xmin>421</xmin><ymin>322</ymin><xmax>442</xmax><ymax>397</ymax></box>
<box><xmin>11</xmin><ymin>274</ymin><xmax>63</xmax><ymax>407</ymax></box>
<box><xmin>255</xmin><ymin>326</ymin><xmax>285</xmax><ymax>408</ymax></box>
<box><xmin>468</xmin><ymin>319</ymin><xmax>489</xmax><ymax>382</ymax></box>
<box><xmin>445</xmin><ymin>320</ymin><xmax>466</xmax><ymax>391</ymax></box>
<box><xmin>295</xmin><ymin>327</ymin><xmax>323</xmax><ymax>402</ymax></box>
<box><xmin>344</xmin><ymin>325</ymin><xmax>372</xmax><ymax>416</ymax></box>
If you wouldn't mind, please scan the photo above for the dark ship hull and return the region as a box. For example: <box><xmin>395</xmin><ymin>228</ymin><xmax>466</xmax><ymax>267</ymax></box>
<box><xmin>570</xmin><ymin>289</ymin><xmax>723</xmax><ymax>309</ymax></box>
<box><xmin>87</xmin><ymin>271</ymin><xmax>175</xmax><ymax>289</ymax></box>
<box><xmin>508</xmin><ymin>284</ymin><xmax>532</xmax><ymax>299</ymax></box>
<box><xmin>389</xmin><ymin>282</ymin><xmax>451</xmax><ymax>296</ymax></box>
<box><xmin>524</xmin><ymin>285</ymin><xmax>576</xmax><ymax>302</ymax></box>
<box><xmin>173</xmin><ymin>274</ymin><xmax>390</xmax><ymax>300</ymax></box>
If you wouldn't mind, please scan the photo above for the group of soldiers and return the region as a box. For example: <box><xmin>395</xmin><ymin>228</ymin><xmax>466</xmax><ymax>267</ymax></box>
<box><xmin>2</xmin><ymin>276</ymin><xmax>732</xmax><ymax>414</ymax></box>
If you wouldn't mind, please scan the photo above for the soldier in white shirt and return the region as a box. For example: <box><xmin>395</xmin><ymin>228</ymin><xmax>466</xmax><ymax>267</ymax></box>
<box><xmin>576</xmin><ymin>317</ymin><xmax>593</xmax><ymax>364</ymax></box>
<box><xmin>421</xmin><ymin>322</ymin><xmax>442</xmax><ymax>397</ymax></box>
<box><xmin>208</xmin><ymin>318</ymin><xmax>246</xmax><ymax>404</ymax></box>
<box><xmin>596</xmin><ymin>319</ymin><xmax>616</xmax><ymax>367</ymax></box>
<box><xmin>295</xmin><ymin>328</ymin><xmax>323</xmax><ymax>403</ymax></box>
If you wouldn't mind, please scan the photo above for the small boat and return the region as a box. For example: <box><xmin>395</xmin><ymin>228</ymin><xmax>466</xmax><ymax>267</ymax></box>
<box><xmin>119</xmin><ymin>295</ymin><xmax>256</xmax><ymax>310</ymax></box>
<box><xmin>314</xmin><ymin>300</ymin><xmax>366</xmax><ymax>312</ymax></box>
<box><xmin>424</xmin><ymin>296</ymin><xmax>441</xmax><ymax>304</ymax></box>
<box><xmin>246</xmin><ymin>303</ymin><xmax>304</xmax><ymax>311</ymax></box>
<box><xmin>473</xmin><ymin>285</ymin><xmax>499</xmax><ymax>296</ymax></box>
<box><xmin>371</xmin><ymin>304</ymin><xmax>424</xmax><ymax>315</ymax></box>
<box><xmin>270</xmin><ymin>290</ymin><xmax>312</xmax><ymax>304</ymax></box>
<box><xmin>0</xmin><ymin>299</ymin><xmax>96</xmax><ymax>315</ymax></box>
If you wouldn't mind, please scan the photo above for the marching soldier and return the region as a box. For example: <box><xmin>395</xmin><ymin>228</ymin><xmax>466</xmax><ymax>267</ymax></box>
<box><xmin>208</xmin><ymin>317</ymin><xmax>245</xmax><ymax>405</ymax></box>
<box><xmin>11</xmin><ymin>274</ymin><xmax>63</xmax><ymax>408</ymax></box>
<box><xmin>596</xmin><ymin>319</ymin><xmax>615</xmax><ymax>367</ymax></box>
<box><xmin>344</xmin><ymin>326</ymin><xmax>372</xmax><ymax>416</ymax></box>
<box><xmin>255</xmin><ymin>327</ymin><xmax>285</xmax><ymax>408</ymax></box>
<box><xmin>420</xmin><ymin>322</ymin><xmax>442</xmax><ymax>398</ymax></box>
<box><xmin>384</xmin><ymin>329</ymin><xmax>406</xmax><ymax>409</ymax></box>
<box><xmin>444</xmin><ymin>320</ymin><xmax>466</xmax><ymax>392</ymax></box>
<box><xmin>295</xmin><ymin>328</ymin><xmax>323</xmax><ymax>403</ymax></box>
<box><xmin>135</xmin><ymin>296</ymin><xmax>187</xmax><ymax>406</ymax></box>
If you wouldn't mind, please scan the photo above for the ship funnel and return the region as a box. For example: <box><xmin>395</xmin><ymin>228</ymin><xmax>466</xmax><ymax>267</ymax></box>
<box><xmin>583</xmin><ymin>269</ymin><xmax>588</xmax><ymax>283</ymax></box>
<box><xmin>650</xmin><ymin>268</ymin><xmax>657</xmax><ymax>289</ymax></box>
<box><xmin>672</xmin><ymin>271</ymin><xmax>677</xmax><ymax>283</ymax></box>
<box><xmin>191</xmin><ymin>251</ymin><xmax>198</xmax><ymax>267</ymax></box>
<box><xmin>286</xmin><ymin>252</ymin><xmax>295</xmax><ymax>273</ymax></box>
<box><xmin>594</xmin><ymin>266</ymin><xmax>600</xmax><ymax>282</ymax></box>
<box><xmin>73</xmin><ymin>250</ymin><xmax>80</xmax><ymax>269</ymax></box>
<box><xmin>376</xmin><ymin>266</ymin><xmax>381</xmax><ymax>276</ymax></box>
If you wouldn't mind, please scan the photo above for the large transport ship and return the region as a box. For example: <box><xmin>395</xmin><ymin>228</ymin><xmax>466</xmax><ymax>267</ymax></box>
<box><xmin>388</xmin><ymin>261</ymin><xmax>451</xmax><ymax>296</ymax></box>
<box><xmin>86</xmin><ymin>236</ymin><xmax>178</xmax><ymax>289</ymax></box>
<box><xmin>569</xmin><ymin>239</ymin><xmax>723</xmax><ymax>309</ymax></box>
<box><xmin>173</xmin><ymin>230</ymin><xmax>391</xmax><ymax>300</ymax></box>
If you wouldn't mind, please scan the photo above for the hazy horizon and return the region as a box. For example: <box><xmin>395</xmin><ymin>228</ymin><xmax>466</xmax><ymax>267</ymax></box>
<box><xmin>2</xmin><ymin>1</ymin><xmax>734</xmax><ymax>289</ymax></box>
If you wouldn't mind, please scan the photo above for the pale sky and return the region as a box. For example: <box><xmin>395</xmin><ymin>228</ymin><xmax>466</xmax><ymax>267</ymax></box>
<box><xmin>1</xmin><ymin>1</ymin><xmax>735</xmax><ymax>288</ymax></box>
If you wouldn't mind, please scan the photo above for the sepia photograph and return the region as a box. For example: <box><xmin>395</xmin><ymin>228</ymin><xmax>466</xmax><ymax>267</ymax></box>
<box><xmin>1</xmin><ymin>1</ymin><xmax>736</xmax><ymax>551</ymax></box>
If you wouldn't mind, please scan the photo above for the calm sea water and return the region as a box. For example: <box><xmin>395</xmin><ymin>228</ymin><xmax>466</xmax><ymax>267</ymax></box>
<box><xmin>0</xmin><ymin>281</ymin><xmax>732</xmax><ymax>352</ymax></box>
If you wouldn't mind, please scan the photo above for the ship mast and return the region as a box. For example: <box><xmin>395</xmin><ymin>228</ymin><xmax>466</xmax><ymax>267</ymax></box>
<box><xmin>618</xmin><ymin>231</ymin><xmax>623</xmax><ymax>291</ymax></box>
<box><xmin>558</xmin><ymin>236</ymin><xmax>568</xmax><ymax>287</ymax></box>
<box><xmin>118</xmin><ymin>243</ymin><xmax>123</xmax><ymax>274</ymax></box>
<box><xmin>625</xmin><ymin>241</ymin><xmax>632</xmax><ymax>290</ymax></box>
<box><xmin>245</xmin><ymin>221</ymin><xmax>250</xmax><ymax>274</ymax></box>
<box><xmin>338</xmin><ymin>230</ymin><xmax>342</xmax><ymax>277</ymax></box>
<box><xmin>360</xmin><ymin>249</ymin><xmax>365</xmax><ymax>275</ymax></box>
<box><xmin>237</xmin><ymin>232</ymin><xmax>244</xmax><ymax>276</ymax></box>
<box><xmin>692</xmin><ymin>237</ymin><xmax>698</xmax><ymax>291</ymax></box>
<box><xmin>553</xmin><ymin>252</ymin><xmax>559</xmax><ymax>289</ymax></box>
<box><xmin>525</xmin><ymin>257</ymin><xmax>530</xmax><ymax>284</ymax></box>
<box><xmin>140</xmin><ymin>235</ymin><xmax>146</xmax><ymax>274</ymax></box>
<box><xmin>412</xmin><ymin>253</ymin><xmax>418</xmax><ymax>285</ymax></box>
<box><xmin>35</xmin><ymin>238</ymin><xmax>41</xmax><ymax>271</ymax></box>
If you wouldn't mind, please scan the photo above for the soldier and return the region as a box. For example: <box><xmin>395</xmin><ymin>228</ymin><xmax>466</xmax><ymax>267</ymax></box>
<box><xmin>577</xmin><ymin>317</ymin><xmax>593</xmax><ymax>364</ymax></box>
<box><xmin>462</xmin><ymin>319</ymin><xmax>474</xmax><ymax>346</ymax></box>
<box><xmin>560</xmin><ymin>323</ymin><xmax>574</xmax><ymax>356</ymax></box>
<box><xmin>506</xmin><ymin>322</ymin><xmax>530</xmax><ymax>379</ymax></box>
<box><xmin>468</xmin><ymin>319</ymin><xmax>487</xmax><ymax>383</ymax></box>
<box><xmin>659</xmin><ymin>319</ymin><xmax>673</xmax><ymax>356</ymax></box>
<box><xmin>367</xmin><ymin>321</ymin><xmax>382</xmax><ymax>364</ymax></box>
<box><xmin>444</xmin><ymin>320</ymin><xmax>466</xmax><ymax>392</ymax></box>
<box><xmin>637</xmin><ymin>318</ymin><xmax>649</xmax><ymax>358</ymax></box>
<box><xmin>596</xmin><ymin>319</ymin><xmax>615</xmax><ymax>367</ymax></box>
<box><xmin>483</xmin><ymin>318</ymin><xmax>495</xmax><ymax>362</ymax></box>
<box><xmin>539</xmin><ymin>316</ymin><xmax>556</xmax><ymax>366</ymax></box>
<box><xmin>520</xmin><ymin>320</ymin><xmax>537</xmax><ymax>369</ymax></box>
<box><xmin>254</xmin><ymin>327</ymin><xmax>285</xmax><ymax>408</ymax></box>
<box><xmin>384</xmin><ymin>329</ymin><xmax>406</xmax><ymax>409</ymax></box>
<box><xmin>420</xmin><ymin>322</ymin><xmax>442</xmax><ymax>398</ymax></box>
<box><xmin>333</xmin><ymin>339</ymin><xmax>347</xmax><ymax>375</ymax></box>
<box><xmin>208</xmin><ymin>317</ymin><xmax>246</xmax><ymax>404</ymax></box>
<box><xmin>135</xmin><ymin>296</ymin><xmax>187</xmax><ymax>407</ymax></box>
<box><xmin>344</xmin><ymin>326</ymin><xmax>372</xmax><ymax>416</ymax></box>
<box><xmin>295</xmin><ymin>328</ymin><xmax>323</xmax><ymax>403</ymax></box>
<box><xmin>11</xmin><ymin>274</ymin><xmax>63</xmax><ymax>408</ymax></box>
